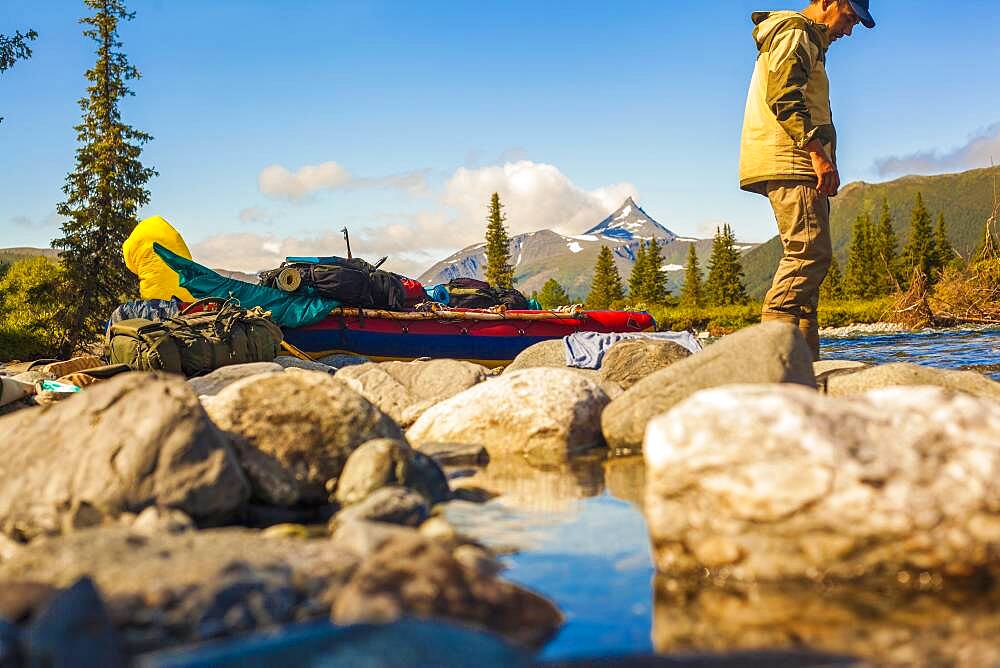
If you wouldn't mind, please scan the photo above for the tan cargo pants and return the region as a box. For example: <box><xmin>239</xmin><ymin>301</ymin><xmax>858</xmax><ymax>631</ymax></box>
<box><xmin>760</xmin><ymin>180</ymin><xmax>832</xmax><ymax>361</ymax></box>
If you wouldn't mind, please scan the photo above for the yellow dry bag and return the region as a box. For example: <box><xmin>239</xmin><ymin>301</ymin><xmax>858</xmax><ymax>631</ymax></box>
<box><xmin>122</xmin><ymin>215</ymin><xmax>197</xmax><ymax>302</ymax></box>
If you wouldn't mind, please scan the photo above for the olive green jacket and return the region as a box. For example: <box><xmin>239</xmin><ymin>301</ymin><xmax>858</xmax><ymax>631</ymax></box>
<box><xmin>739</xmin><ymin>11</ymin><xmax>836</xmax><ymax>195</ymax></box>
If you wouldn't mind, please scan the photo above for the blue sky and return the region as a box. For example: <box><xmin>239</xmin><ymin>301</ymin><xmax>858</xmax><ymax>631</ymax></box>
<box><xmin>3</xmin><ymin>0</ymin><xmax>999</xmax><ymax>275</ymax></box>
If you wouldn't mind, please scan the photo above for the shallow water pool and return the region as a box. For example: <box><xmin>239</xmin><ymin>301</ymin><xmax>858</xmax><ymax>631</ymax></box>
<box><xmin>445</xmin><ymin>328</ymin><xmax>1000</xmax><ymax>664</ymax></box>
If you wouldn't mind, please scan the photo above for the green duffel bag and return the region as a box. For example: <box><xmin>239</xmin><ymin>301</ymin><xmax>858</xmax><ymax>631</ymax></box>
<box><xmin>106</xmin><ymin>298</ymin><xmax>284</xmax><ymax>377</ymax></box>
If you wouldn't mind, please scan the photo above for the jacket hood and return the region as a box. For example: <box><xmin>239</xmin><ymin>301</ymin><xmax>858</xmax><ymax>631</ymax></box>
<box><xmin>751</xmin><ymin>10</ymin><xmax>829</xmax><ymax>51</ymax></box>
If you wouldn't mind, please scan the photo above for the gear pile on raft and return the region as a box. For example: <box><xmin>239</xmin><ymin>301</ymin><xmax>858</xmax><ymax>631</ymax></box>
<box><xmin>88</xmin><ymin>215</ymin><xmax>661</xmax><ymax>381</ymax></box>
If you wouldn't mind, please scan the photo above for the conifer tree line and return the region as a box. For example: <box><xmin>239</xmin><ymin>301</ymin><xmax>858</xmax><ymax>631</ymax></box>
<box><xmin>831</xmin><ymin>192</ymin><xmax>958</xmax><ymax>300</ymax></box>
<box><xmin>680</xmin><ymin>243</ymin><xmax>703</xmax><ymax>308</ymax></box>
<box><xmin>483</xmin><ymin>192</ymin><xmax>514</xmax><ymax>289</ymax></box>
<box><xmin>52</xmin><ymin>0</ymin><xmax>157</xmax><ymax>356</ymax></box>
<box><xmin>535</xmin><ymin>278</ymin><xmax>570</xmax><ymax>310</ymax></box>
<box><xmin>704</xmin><ymin>224</ymin><xmax>749</xmax><ymax>306</ymax></box>
<box><xmin>627</xmin><ymin>238</ymin><xmax>669</xmax><ymax>304</ymax></box>
<box><xmin>586</xmin><ymin>246</ymin><xmax>625</xmax><ymax>309</ymax></box>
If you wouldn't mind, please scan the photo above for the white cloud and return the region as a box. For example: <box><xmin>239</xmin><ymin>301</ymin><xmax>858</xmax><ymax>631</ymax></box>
<box><xmin>200</xmin><ymin>159</ymin><xmax>639</xmax><ymax>279</ymax></box>
<box><xmin>258</xmin><ymin>162</ymin><xmax>431</xmax><ymax>201</ymax></box>
<box><xmin>875</xmin><ymin>122</ymin><xmax>1000</xmax><ymax>177</ymax></box>
<box><xmin>258</xmin><ymin>162</ymin><xmax>352</xmax><ymax>200</ymax></box>
<box><xmin>190</xmin><ymin>228</ymin><xmax>438</xmax><ymax>279</ymax></box>
<box><xmin>441</xmin><ymin>160</ymin><xmax>637</xmax><ymax>237</ymax></box>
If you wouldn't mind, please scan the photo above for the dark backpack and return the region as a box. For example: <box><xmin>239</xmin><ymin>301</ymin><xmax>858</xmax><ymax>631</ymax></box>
<box><xmin>497</xmin><ymin>289</ymin><xmax>530</xmax><ymax>310</ymax></box>
<box><xmin>446</xmin><ymin>278</ymin><xmax>498</xmax><ymax>309</ymax></box>
<box><xmin>445</xmin><ymin>278</ymin><xmax>531</xmax><ymax>310</ymax></box>
<box><xmin>261</xmin><ymin>258</ymin><xmax>406</xmax><ymax>310</ymax></box>
<box><xmin>106</xmin><ymin>299</ymin><xmax>283</xmax><ymax>377</ymax></box>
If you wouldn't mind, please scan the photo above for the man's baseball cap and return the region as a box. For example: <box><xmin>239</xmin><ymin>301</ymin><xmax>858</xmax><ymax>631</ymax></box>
<box><xmin>848</xmin><ymin>0</ymin><xmax>876</xmax><ymax>29</ymax></box>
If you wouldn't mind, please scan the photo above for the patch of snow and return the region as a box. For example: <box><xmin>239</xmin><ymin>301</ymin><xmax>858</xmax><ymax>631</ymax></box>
<box><xmin>567</xmin><ymin>234</ymin><xmax>598</xmax><ymax>242</ymax></box>
<box><xmin>566</xmin><ymin>242</ymin><xmax>583</xmax><ymax>254</ymax></box>
<box><xmin>675</xmin><ymin>237</ymin><xmax>700</xmax><ymax>243</ymax></box>
<box><xmin>616</xmin><ymin>205</ymin><xmax>633</xmax><ymax>219</ymax></box>
<box><xmin>735</xmin><ymin>245</ymin><xmax>756</xmax><ymax>251</ymax></box>
<box><xmin>515</xmin><ymin>251</ymin><xmax>523</xmax><ymax>266</ymax></box>
<box><xmin>663</xmin><ymin>264</ymin><xmax>684</xmax><ymax>272</ymax></box>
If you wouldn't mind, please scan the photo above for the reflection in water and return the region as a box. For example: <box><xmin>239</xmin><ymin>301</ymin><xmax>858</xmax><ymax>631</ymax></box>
<box><xmin>448</xmin><ymin>452</ymin><xmax>606</xmax><ymax>512</ymax></box>
<box><xmin>653</xmin><ymin>578</ymin><xmax>1000</xmax><ymax>667</ymax></box>
<box><xmin>603</xmin><ymin>456</ymin><xmax>646</xmax><ymax>509</ymax></box>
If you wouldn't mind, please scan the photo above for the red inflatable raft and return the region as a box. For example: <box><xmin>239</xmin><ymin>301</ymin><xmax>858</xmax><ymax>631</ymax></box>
<box><xmin>283</xmin><ymin>307</ymin><xmax>656</xmax><ymax>368</ymax></box>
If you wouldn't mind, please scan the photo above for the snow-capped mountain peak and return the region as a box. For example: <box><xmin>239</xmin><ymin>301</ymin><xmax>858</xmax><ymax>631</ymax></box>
<box><xmin>583</xmin><ymin>197</ymin><xmax>677</xmax><ymax>242</ymax></box>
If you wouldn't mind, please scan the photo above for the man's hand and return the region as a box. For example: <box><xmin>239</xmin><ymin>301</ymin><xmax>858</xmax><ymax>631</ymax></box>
<box><xmin>806</xmin><ymin>139</ymin><xmax>839</xmax><ymax>196</ymax></box>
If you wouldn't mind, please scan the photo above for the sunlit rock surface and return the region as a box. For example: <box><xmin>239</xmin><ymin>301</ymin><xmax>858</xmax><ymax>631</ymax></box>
<box><xmin>644</xmin><ymin>384</ymin><xmax>1000</xmax><ymax>582</ymax></box>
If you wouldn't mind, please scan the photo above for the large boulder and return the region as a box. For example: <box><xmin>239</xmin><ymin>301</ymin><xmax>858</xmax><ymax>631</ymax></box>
<box><xmin>334</xmin><ymin>439</ymin><xmax>449</xmax><ymax>506</ymax></box>
<box><xmin>602</xmin><ymin>322</ymin><xmax>815</xmax><ymax>451</ymax></box>
<box><xmin>644</xmin><ymin>384</ymin><xmax>1000</xmax><ymax>582</ymax></box>
<box><xmin>336</xmin><ymin>360</ymin><xmax>489</xmax><ymax>428</ymax></box>
<box><xmin>826</xmin><ymin>362</ymin><xmax>1000</xmax><ymax>401</ymax></box>
<box><xmin>406</xmin><ymin>369</ymin><xmax>609</xmax><ymax>464</ymax></box>
<box><xmin>0</xmin><ymin>527</ymin><xmax>361</xmax><ymax>654</ymax></box>
<box><xmin>0</xmin><ymin>373</ymin><xmax>249</xmax><ymax>540</ymax></box>
<box><xmin>205</xmin><ymin>371</ymin><xmax>404</xmax><ymax>507</ymax></box>
<box><xmin>331</xmin><ymin>532</ymin><xmax>562</xmax><ymax>648</ymax></box>
<box><xmin>599</xmin><ymin>339</ymin><xmax>691</xmax><ymax>390</ymax></box>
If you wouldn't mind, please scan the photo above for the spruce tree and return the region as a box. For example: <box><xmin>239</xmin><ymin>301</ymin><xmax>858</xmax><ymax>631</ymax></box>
<box><xmin>53</xmin><ymin>0</ymin><xmax>156</xmax><ymax>355</ymax></box>
<box><xmin>820</xmin><ymin>255</ymin><xmax>845</xmax><ymax>301</ymax></box>
<box><xmin>628</xmin><ymin>242</ymin><xmax>648</xmax><ymax>300</ymax></box>
<box><xmin>638</xmin><ymin>237</ymin><xmax>669</xmax><ymax>304</ymax></box>
<box><xmin>484</xmin><ymin>192</ymin><xmax>514</xmax><ymax>289</ymax></box>
<box><xmin>705</xmin><ymin>225</ymin><xmax>748</xmax><ymax>306</ymax></box>
<box><xmin>537</xmin><ymin>278</ymin><xmax>570</xmax><ymax>310</ymax></box>
<box><xmin>844</xmin><ymin>212</ymin><xmax>876</xmax><ymax>299</ymax></box>
<box><xmin>871</xmin><ymin>199</ymin><xmax>899</xmax><ymax>294</ymax></box>
<box><xmin>679</xmin><ymin>243</ymin><xmax>703</xmax><ymax>308</ymax></box>
<box><xmin>933</xmin><ymin>212</ymin><xmax>955</xmax><ymax>269</ymax></box>
<box><xmin>586</xmin><ymin>246</ymin><xmax>625</xmax><ymax>309</ymax></box>
<box><xmin>0</xmin><ymin>29</ymin><xmax>37</xmax><ymax>124</ymax></box>
<box><xmin>900</xmin><ymin>192</ymin><xmax>937</xmax><ymax>284</ymax></box>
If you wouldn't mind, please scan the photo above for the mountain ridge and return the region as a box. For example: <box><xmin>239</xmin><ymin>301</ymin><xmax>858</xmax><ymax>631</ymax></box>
<box><xmin>418</xmin><ymin>197</ymin><xmax>750</xmax><ymax>301</ymax></box>
<box><xmin>741</xmin><ymin>164</ymin><xmax>1000</xmax><ymax>297</ymax></box>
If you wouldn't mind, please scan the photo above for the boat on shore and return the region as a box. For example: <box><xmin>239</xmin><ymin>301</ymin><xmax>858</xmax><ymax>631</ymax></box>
<box><xmin>283</xmin><ymin>306</ymin><xmax>656</xmax><ymax>368</ymax></box>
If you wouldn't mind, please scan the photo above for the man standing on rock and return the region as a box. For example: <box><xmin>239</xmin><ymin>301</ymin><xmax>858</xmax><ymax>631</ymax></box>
<box><xmin>739</xmin><ymin>0</ymin><xmax>875</xmax><ymax>360</ymax></box>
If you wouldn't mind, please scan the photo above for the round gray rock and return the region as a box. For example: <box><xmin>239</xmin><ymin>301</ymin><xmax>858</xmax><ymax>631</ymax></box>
<box><xmin>602</xmin><ymin>321</ymin><xmax>816</xmax><ymax>451</ymax></box>
<box><xmin>407</xmin><ymin>368</ymin><xmax>609</xmax><ymax>464</ymax></box>
<box><xmin>337</xmin><ymin>360</ymin><xmax>489</xmax><ymax>428</ymax></box>
<box><xmin>188</xmin><ymin>363</ymin><xmax>283</xmax><ymax>397</ymax></box>
<box><xmin>826</xmin><ymin>362</ymin><xmax>1000</xmax><ymax>401</ymax></box>
<box><xmin>330</xmin><ymin>487</ymin><xmax>430</xmax><ymax>529</ymax></box>
<box><xmin>598</xmin><ymin>338</ymin><xmax>691</xmax><ymax>390</ymax></box>
<box><xmin>205</xmin><ymin>371</ymin><xmax>404</xmax><ymax>507</ymax></box>
<box><xmin>0</xmin><ymin>372</ymin><xmax>249</xmax><ymax>540</ymax></box>
<box><xmin>335</xmin><ymin>438</ymin><xmax>450</xmax><ymax>506</ymax></box>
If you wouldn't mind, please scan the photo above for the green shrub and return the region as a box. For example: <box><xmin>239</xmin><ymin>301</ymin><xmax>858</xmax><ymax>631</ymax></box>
<box><xmin>645</xmin><ymin>298</ymin><xmax>891</xmax><ymax>334</ymax></box>
<box><xmin>817</xmin><ymin>298</ymin><xmax>894</xmax><ymax>328</ymax></box>
<box><xmin>0</xmin><ymin>257</ymin><xmax>65</xmax><ymax>362</ymax></box>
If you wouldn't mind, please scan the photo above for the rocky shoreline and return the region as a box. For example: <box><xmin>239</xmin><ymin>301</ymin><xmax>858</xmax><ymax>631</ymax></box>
<box><xmin>1</xmin><ymin>321</ymin><xmax>999</xmax><ymax>665</ymax></box>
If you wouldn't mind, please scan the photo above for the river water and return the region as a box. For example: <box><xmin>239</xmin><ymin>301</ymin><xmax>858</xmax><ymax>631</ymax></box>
<box><xmin>444</xmin><ymin>328</ymin><xmax>1000</xmax><ymax>665</ymax></box>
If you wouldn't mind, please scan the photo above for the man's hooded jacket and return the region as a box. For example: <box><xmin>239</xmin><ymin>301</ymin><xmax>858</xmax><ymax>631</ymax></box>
<box><xmin>739</xmin><ymin>10</ymin><xmax>835</xmax><ymax>194</ymax></box>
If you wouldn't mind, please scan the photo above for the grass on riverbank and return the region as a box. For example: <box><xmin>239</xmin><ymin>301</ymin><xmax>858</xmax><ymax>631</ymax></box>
<box><xmin>647</xmin><ymin>297</ymin><xmax>895</xmax><ymax>334</ymax></box>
